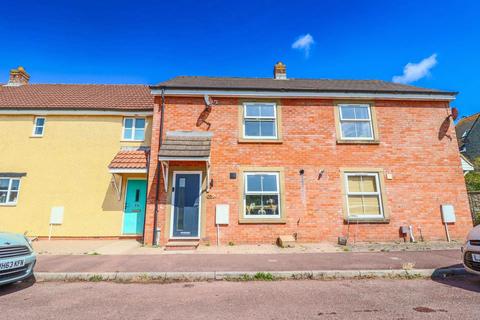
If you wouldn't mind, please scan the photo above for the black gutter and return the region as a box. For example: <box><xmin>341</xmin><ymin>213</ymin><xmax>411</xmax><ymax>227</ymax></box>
<box><xmin>152</xmin><ymin>88</ymin><xmax>165</xmax><ymax>246</ymax></box>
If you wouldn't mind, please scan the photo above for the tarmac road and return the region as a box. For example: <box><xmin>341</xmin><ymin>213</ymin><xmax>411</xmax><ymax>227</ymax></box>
<box><xmin>1</xmin><ymin>275</ymin><xmax>479</xmax><ymax>319</ymax></box>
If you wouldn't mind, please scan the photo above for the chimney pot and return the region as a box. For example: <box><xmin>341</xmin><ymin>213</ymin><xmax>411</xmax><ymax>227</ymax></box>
<box><xmin>6</xmin><ymin>66</ymin><xmax>30</xmax><ymax>86</ymax></box>
<box><xmin>274</xmin><ymin>62</ymin><xmax>287</xmax><ymax>80</ymax></box>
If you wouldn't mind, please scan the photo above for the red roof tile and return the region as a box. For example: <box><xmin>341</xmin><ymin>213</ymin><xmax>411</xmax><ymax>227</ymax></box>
<box><xmin>0</xmin><ymin>84</ymin><xmax>153</xmax><ymax>110</ymax></box>
<box><xmin>109</xmin><ymin>150</ymin><xmax>149</xmax><ymax>169</ymax></box>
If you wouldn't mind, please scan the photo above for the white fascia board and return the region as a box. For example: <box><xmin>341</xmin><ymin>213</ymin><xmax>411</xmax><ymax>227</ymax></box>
<box><xmin>0</xmin><ymin>109</ymin><xmax>153</xmax><ymax>116</ymax></box>
<box><xmin>109</xmin><ymin>168</ymin><xmax>147</xmax><ymax>174</ymax></box>
<box><xmin>151</xmin><ymin>89</ymin><xmax>455</xmax><ymax>101</ymax></box>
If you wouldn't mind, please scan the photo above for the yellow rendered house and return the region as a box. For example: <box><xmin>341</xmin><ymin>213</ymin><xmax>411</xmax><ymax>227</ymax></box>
<box><xmin>0</xmin><ymin>67</ymin><xmax>153</xmax><ymax>238</ymax></box>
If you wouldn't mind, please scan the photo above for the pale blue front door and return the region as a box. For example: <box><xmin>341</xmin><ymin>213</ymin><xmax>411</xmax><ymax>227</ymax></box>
<box><xmin>172</xmin><ymin>173</ymin><xmax>201</xmax><ymax>238</ymax></box>
<box><xmin>123</xmin><ymin>180</ymin><xmax>147</xmax><ymax>235</ymax></box>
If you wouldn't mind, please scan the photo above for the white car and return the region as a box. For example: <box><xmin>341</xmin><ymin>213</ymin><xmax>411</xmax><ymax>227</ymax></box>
<box><xmin>0</xmin><ymin>232</ymin><xmax>36</xmax><ymax>285</ymax></box>
<box><xmin>463</xmin><ymin>225</ymin><xmax>480</xmax><ymax>275</ymax></box>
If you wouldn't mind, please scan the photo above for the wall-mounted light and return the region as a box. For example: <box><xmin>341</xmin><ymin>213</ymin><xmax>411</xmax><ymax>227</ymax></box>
<box><xmin>318</xmin><ymin>169</ymin><xmax>325</xmax><ymax>180</ymax></box>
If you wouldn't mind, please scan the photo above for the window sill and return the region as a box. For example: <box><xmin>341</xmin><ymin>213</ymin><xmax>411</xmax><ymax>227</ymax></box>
<box><xmin>121</xmin><ymin>140</ymin><xmax>145</xmax><ymax>143</ymax></box>
<box><xmin>343</xmin><ymin>217</ymin><xmax>389</xmax><ymax>224</ymax></box>
<box><xmin>239</xmin><ymin>218</ymin><xmax>286</xmax><ymax>224</ymax></box>
<box><xmin>238</xmin><ymin>139</ymin><xmax>283</xmax><ymax>144</ymax></box>
<box><xmin>336</xmin><ymin>140</ymin><xmax>380</xmax><ymax>145</ymax></box>
<box><xmin>29</xmin><ymin>135</ymin><xmax>44</xmax><ymax>138</ymax></box>
<box><xmin>0</xmin><ymin>204</ymin><xmax>18</xmax><ymax>207</ymax></box>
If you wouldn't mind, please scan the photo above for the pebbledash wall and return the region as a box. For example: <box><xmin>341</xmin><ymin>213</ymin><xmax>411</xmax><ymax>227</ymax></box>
<box><xmin>144</xmin><ymin>97</ymin><xmax>472</xmax><ymax>245</ymax></box>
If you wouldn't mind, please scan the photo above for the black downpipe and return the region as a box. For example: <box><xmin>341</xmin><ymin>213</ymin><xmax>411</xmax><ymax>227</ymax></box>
<box><xmin>141</xmin><ymin>149</ymin><xmax>150</xmax><ymax>242</ymax></box>
<box><xmin>152</xmin><ymin>88</ymin><xmax>165</xmax><ymax>246</ymax></box>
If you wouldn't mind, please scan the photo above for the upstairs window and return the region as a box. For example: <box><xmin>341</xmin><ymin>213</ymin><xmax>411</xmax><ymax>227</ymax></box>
<box><xmin>244</xmin><ymin>172</ymin><xmax>280</xmax><ymax>218</ymax></box>
<box><xmin>32</xmin><ymin>117</ymin><xmax>45</xmax><ymax>137</ymax></box>
<box><xmin>123</xmin><ymin>118</ymin><xmax>146</xmax><ymax>141</ymax></box>
<box><xmin>243</xmin><ymin>103</ymin><xmax>278</xmax><ymax>139</ymax></box>
<box><xmin>338</xmin><ymin>104</ymin><xmax>374</xmax><ymax>140</ymax></box>
<box><xmin>0</xmin><ymin>178</ymin><xmax>21</xmax><ymax>205</ymax></box>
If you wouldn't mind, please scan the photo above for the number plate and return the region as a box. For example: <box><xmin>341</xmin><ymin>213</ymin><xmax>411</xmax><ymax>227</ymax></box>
<box><xmin>472</xmin><ymin>253</ymin><xmax>480</xmax><ymax>262</ymax></box>
<box><xmin>0</xmin><ymin>258</ymin><xmax>25</xmax><ymax>271</ymax></box>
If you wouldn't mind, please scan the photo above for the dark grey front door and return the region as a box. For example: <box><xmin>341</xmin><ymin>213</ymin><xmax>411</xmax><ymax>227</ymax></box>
<box><xmin>172</xmin><ymin>173</ymin><xmax>201</xmax><ymax>238</ymax></box>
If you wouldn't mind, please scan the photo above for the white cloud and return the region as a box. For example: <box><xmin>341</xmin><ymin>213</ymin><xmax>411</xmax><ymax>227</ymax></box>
<box><xmin>392</xmin><ymin>53</ymin><xmax>438</xmax><ymax>84</ymax></box>
<box><xmin>292</xmin><ymin>33</ymin><xmax>315</xmax><ymax>57</ymax></box>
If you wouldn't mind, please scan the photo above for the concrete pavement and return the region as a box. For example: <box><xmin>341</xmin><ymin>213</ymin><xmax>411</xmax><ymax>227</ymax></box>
<box><xmin>36</xmin><ymin>250</ymin><xmax>461</xmax><ymax>272</ymax></box>
<box><xmin>1</xmin><ymin>275</ymin><xmax>479</xmax><ymax>319</ymax></box>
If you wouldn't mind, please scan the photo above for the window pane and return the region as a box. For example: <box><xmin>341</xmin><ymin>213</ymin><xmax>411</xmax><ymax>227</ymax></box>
<box><xmin>347</xmin><ymin>176</ymin><xmax>362</xmax><ymax>192</ymax></box>
<box><xmin>35</xmin><ymin>126</ymin><xmax>44</xmax><ymax>135</ymax></box>
<box><xmin>361</xmin><ymin>176</ymin><xmax>377</xmax><ymax>192</ymax></box>
<box><xmin>134</xmin><ymin>128</ymin><xmax>145</xmax><ymax>141</ymax></box>
<box><xmin>36</xmin><ymin>118</ymin><xmax>45</xmax><ymax>126</ymax></box>
<box><xmin>340</xmin><ymin>106</ymin><xmax>356</xmax><ymax>119</ymax></box>
<box><xmin>354</xmin><ymin>107</ymin><xmax>370</xmax><ymax>120</ymax></box>
<box><xmin>245</xmin><ymin>194</ymin><xmax>279</xmax><ymax>216</ymax></box>
<box><xmin>8</xmin><ymin>191</ymin><xmax>18</xmax><ymax>203</ymax></box>
<box><xmin>123</xmin><ymin>128</ymin><xmax>133</xmax><ymax>140</ymax></box>
<box><xmin>246</xmin><ymin>175</ymin><xmax>262</xmax><ymax>192</ymax></box>
<box><xmin>10</xmin><ymin>180</ymin><xmax>19</xmax><ymax>191</ymax></box>
<box><xmin>262</xmin><ymin>175</ymin><xmax>278</xmax><ymax>192</ymax></box>
<box><xmin>245</xmin><ymin>120</ymin><xmax>261</xmax><ymax>136</ymax></box>
<box><xmin>260</xmin><ymin>105</ymin><xmax>275</xmax><ymax>117</ymax></box>
<box><xmin>124</xmin><ymin>118</ymin><xmax>133</xmax><ymax>129</ymax></box>
<box><xmin>245</xmin><ymin>105</ymin><xmax>260</xmax><ymax>117</ymax></box>
<box><xmin>363</xmin><ymin>195</ymin><xmax>381</xmax><ymax>215</ymax></box>
<box><xmin>135</xmin><ymin>118</ymin><xmax>145</xmax><ymax>129</ymax></box>
<box><xmin>348</xmin><ymin>195</ymin><xmax>364</xmax><ymax>215</ymax></box>
<box><xmin>0</xmin><ymin>179</ymin><xmax>8</xmax><ymax>191</ymax></box>
<box><xmin>259</xmin><ymin>121</ymin><xmax>276</xmax><ymax>137</ymax></box>
<box><xmin>0</xmin><ymin>191</ymin><xmax>6</xmax><ymax>203</ymax></box>
<box><xmin>341</xmin><ymin>122</ymin><xmax>356</xmax><ymax>138</ymax></box>
<box><xmin>356</xmin><ymin>122</ymin><xmax>372</xmax><ymax>138</ymax></box>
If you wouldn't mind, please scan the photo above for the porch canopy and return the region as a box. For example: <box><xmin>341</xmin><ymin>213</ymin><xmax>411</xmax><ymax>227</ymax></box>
<box><xmin>159</xmin><ymin>131</ymin><xmax>212</xmax><ymax>192</ymax></box>
<box><xmin>108</xmin><ymin>148</ymin><xmax>149</xmax><ymax>199</ymax></box>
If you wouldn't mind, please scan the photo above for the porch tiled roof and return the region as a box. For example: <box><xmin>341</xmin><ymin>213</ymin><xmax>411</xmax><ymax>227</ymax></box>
<box><xmin>109</xmin><ymin>149</ymin><xmax>149</xmax><ymax>169</ymax></box>
<box><xmin>159</xmin><ymin>131</ymin><xmax>212</xmax><ymax>159</ymax></box>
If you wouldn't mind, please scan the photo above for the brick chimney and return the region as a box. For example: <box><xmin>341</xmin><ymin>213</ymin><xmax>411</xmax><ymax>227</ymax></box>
<box><xmin>6</xmin><ymin>66</ymin><xmax>30</xmax><ymax>86</ymax></box>
<box><xmin>273</xmin><ymin>62</ymin><xmax>287</xmax><ymax>80</ymax></box>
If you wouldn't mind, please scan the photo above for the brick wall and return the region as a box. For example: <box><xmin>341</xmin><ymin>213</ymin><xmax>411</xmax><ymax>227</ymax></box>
<box><xmin>144</xmin><ymin>97</ymin><xmax>472</xmax><ymax>245</ymax></box>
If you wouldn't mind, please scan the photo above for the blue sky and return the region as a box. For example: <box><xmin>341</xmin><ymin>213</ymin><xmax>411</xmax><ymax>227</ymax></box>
<box><xmin>0</xmin><ymin>0</ymin><xmax>478</xmax><ymax>116</ymax></box>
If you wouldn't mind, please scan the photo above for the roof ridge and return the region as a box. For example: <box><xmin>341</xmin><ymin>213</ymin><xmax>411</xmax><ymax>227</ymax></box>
<box><xmin>457</xmin><ymin>112</ymin><xmax>480</xmax><ymax>125</ymax></box>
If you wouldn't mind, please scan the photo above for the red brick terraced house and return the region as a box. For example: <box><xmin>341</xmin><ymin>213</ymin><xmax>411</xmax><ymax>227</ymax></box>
<box><xmin>143</xmin><ymin>63</ymin><xmax>472</xmax><ymax>247</ymax></box>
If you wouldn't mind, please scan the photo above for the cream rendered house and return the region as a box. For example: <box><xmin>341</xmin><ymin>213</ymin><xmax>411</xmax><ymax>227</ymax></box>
<box><xmin>0</xmin><ymin>67</ymin><xmax>154</xmax><ymax>238</ymax></box>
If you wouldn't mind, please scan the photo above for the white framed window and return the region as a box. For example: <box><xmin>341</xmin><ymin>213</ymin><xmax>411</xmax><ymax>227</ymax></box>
<box><xmin>32</xmin><ymin>117</ymin><xmax>46</xmax><ymax>137</ymax></box>
<box><xmin>344</xmin><ymin>172</ymin><xmax>384</xmax><ymax>219</ymax></box>
<box><xmin>243</xmin><ymin>172</ymin><xmax>281</xmax><ymax>218</ymax></box>
<box><xmin>0</xmin><ymin>178</ymin><xmax>21</xmax><ymax>205</ymax></box>
<box><xmin>339</xmin><ymin>104</ymin><xmax>374</xmax><ymax>140</ymax></box>
<box><xmin>243</xmin><ymin>103</ymin><xmax>277</xmax><ymax>139</ymax></box>
<box><xmin>122</xmin><ymin>118</ymin><xmax>146</xmax><ymax>141</ymax></box>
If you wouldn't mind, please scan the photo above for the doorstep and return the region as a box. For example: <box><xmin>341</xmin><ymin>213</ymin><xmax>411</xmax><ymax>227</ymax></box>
<box><xmin>165</xmin><ymin>240</ymin><xmax>200</xmax><ymax>251</ymax></box>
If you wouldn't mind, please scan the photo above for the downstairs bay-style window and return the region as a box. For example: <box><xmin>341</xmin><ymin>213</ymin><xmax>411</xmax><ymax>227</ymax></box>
<box><xmin>336</xmin><ymin>104</ymin><xmax>379</xmax><ymax>142</ymax></box>
<box><xmin>239</xmin><ymin>168</ymin><xmax>286</xmax><ymax>223</ymax></box>
<box><xmin>0</xmin><ymin>178</ymin><xmax>21</xmax><ymax>205</ymax></box>
<box><xmin>122</xmin><ymin>118</ymin><xmax>146</xmax><ymax>141</ymax></box>
<box><xmin>342</xmin><ymin>171</ymin><xmax>388</xmax><ymax>222</ymax></box>
<box><xmin>242</xmin><ymin>103</ymin><xmax>278</xmax><ymax>140</ymax></box>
